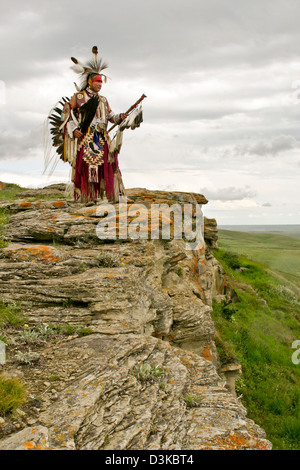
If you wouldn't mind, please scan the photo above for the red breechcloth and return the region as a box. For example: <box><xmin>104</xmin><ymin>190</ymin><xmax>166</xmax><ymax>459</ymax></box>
<box><xmin>73</xmin><ymin>138</ymin><xmax>121</xmax><ymax>202</ymax></box>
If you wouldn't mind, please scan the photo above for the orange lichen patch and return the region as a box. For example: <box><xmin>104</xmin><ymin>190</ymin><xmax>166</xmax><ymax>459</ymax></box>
<box><xmin>19</xmin><ymin>202</ymin><xmax>32</xmax><ymax>209</ymax></box>
<box><xmin>103</xmin><ymin>273</ymin><xmax>123</xmax><ymax>279</ymax></box>
<box><xmin>22</xmin><ymin>442</ymin><xmax>35</xmax><ymax>450</ymax></box>
<box><xmin>6</xmin><ymin>245</ymin><xmax>62</xmax><ymax>264</ymax></box>
<box><xmin>51</xmin><ymin>201</ymin><xmax>66</xmax><ymax>208</ymax></box>
<box><xmin>81</xmin><ymin>208</ymin><xmax>97</xmax><ymax>216</ymax></box>
<box><xmin>210</xmin><ymin>431</ymin><xmax>270</xmax><ymax>450</ymax></box>
<box><xmin>69</xmin><ymin>214</ymin><xmax>86</xmax><ymax>220</ymax></box>
<box><xmin>202</xmin><ymin>344</ymin><xmax>213</xmax><ymax>361</ymax></box>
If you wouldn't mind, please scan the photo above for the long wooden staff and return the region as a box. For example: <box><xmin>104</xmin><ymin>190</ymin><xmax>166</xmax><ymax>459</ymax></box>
<box><xmin>107</xmin><ymin>94</ymin><xmax>147</xmax><ymax>133</ymax></box>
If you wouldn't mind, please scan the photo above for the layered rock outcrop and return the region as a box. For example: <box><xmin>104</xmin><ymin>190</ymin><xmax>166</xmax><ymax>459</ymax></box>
<box><xmin>0</xmin><ymin>186</ymin><xmax>272</xmax><ymax>450</ymax></box>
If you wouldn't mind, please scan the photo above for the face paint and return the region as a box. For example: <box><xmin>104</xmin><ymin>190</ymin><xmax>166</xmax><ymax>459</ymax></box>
<box><xmin>92</xmin><ymin>75</ymin><xmax>102</xmax><ymax>83</ymax></box>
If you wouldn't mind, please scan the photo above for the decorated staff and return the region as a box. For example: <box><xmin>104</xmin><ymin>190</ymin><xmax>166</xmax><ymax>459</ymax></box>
<box><xmin>108</xmin><ymin>94</ymin><xmax>147</xmax><ymax>133</ymax></box>
<box><xmin>107</xmin><ymin>94</ymin><xmax>146</xmax><ymax>158</ymax></box>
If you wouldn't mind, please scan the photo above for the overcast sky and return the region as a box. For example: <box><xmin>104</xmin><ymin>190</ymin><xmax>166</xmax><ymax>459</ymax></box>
<box><xmin>0</xmin><ymin>0</ymin><xmax>300</xmax><ymax>225</ymax></box>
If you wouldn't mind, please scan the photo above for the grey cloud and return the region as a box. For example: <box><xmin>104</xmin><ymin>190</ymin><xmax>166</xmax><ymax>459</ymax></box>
<box><xmin>2</xmin><ymin>0</ymin><xmax>300</xmax><ymax>85</ymax></box>
<box><xmin>200</xmin><ymin>186</ymin><xmax>257</xmax><ymax>201</ymax></box>
<box><xmin>0</xmin><ymin>112</ymin><xmax>43</xmax><ymax>160</ymax></box>
<box><xmin>234</xmin><ymin>135</ymin><xmax>299</xmax><ymax>157</ymax></box>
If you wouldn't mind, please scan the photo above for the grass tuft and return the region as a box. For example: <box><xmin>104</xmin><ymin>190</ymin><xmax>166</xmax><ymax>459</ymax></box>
<box><xmin>0</xmin><ymin>301</ymin><xmax>26</xmax><ymax>328</ymax></box>
<box><xmin>0</xmin><ymin>375</ymin><xmax>27</xmax><ymax>416</ymax></box>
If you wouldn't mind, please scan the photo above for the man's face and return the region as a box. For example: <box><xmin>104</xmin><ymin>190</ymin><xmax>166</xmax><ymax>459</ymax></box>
<box><xmin>89</xmin><ymin>76</ymin><xmax>102</xmax><ymax>93</ymax></box>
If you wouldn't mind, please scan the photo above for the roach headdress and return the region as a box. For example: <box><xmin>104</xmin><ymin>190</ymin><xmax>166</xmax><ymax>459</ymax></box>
<box><xmin>70</xmin><ymin>46</ymin><xmax>109</xmax><ymax>91</ymax></box>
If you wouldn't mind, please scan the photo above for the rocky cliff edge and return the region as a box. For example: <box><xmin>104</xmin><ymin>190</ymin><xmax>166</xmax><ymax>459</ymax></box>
<box><xmin>0</xmin><ymin>186</ymin><xmax>272</xmax><ymax>450</ymax></box>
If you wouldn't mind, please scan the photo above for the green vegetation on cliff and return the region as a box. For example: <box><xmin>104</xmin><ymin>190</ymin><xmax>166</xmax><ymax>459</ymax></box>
<box><xmin>213</xmin><ymin>231</ymin><xmax>300</xmax><ymax>450</ymax></box>
<box><xmin>0</xmin><ymin>184</ymin><xmax>29</xmax><ymax>202</ymax></box>
<box><xmin>218</xmin><ymin>229</ymin><xmax>300</xmax><ymax>286</ymax></box>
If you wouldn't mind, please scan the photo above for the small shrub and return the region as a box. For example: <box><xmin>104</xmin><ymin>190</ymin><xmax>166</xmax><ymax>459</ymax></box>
<box><xmin>159</xmin><ymin>382</ymin><xmax>172</xmax><ymax>393</ymax></box>
<box><xmin>61</xmin><ymin>298</ymin><xmax>74</xmax><ymax>308</ymax></box>
<box><xmin>235</xmin><ymin>376</ymin><xmax>247</xmax><ymax>397</ymax></box>
<box><xmin>0</xmin><ymin>301</ymin><xmax>25</xmax><ymax>327</ymax></box>
<box><xmin>0</xmin><ymin>209</ymin><xmax>10</xmax><ymax>249</ymax></box>
<box><xmin>221</xmin><ymin>251</ymin><xmax>242</xmax><ymax>270</ymax></box>
<box><xmin>78</xmin><ymin>263</ymin><xmax>87</xmax><ymax>272</ymax></box>
<box><xmin>98</xmin><ymin>252</ymin><xmax>120</xmax><ymax>267</ymax></box>
<box><xmin>36</xmin><ymin>323</ymin><xmax>56</xmax><ymax>339</ymax></box>
<box><xmin>214</xmin><ymin>335</ymin><xmax>238</xmax><ymax>366</ymax></box>
<box><xmin>54</xmin><ymin>324</ymin><xmax>77</xmax><ymax>335</ymax></box>
<box><xmin>216</xmin><ymin>299</ymin><xmax>238</xmax><ymax>321</ymax></box>
<box><xmin>134</xmin><ymin>362</ymin><xmax>151</xmax><ymax>381</ymax></box>
<box><xmin>77</xmin><ymin>327</ymin><xmax>93</xmax><ymax>336</ymax></box>
<box><xmin>270</xmin><ymin>284</ymin><xmax>300</xmax><ymax>306</ymax></box>
<box><xmin>134</xmin><ymin>362</ymin><xmax>166</xmax><ymax>382</ymax></box>
<box><xmin>49</xmin><ymin>375</ymin><xmax>60</xmax><ymax>382</ymax></box>
<box><xmin>150</xmin><ymin>365</ymin><xmax>166</xmax><ymax>378</ymax></box>
<box><xmin>177</xmin><ymin>266</ymin><xmax>183</xmax><ymax>277</ymax></box>
<box><xmin>0</xmin><ymin>375</ymin><xmax>27</xmax><ymax>416</ymax></box>
<box><xmin>18</xmin><ymin>329</ymin><xmax>44</xmax><ymax>345</ymax></box>
<box><xmin>15</xmin><ymin>350</ymin><xmax>40</xmax><ymax>365</ymax></box>
<box><xmin>0</xmin><ymin>236</ymin><xmax>9</xmax><ymax>249</ymax></box>
<box><xmin>53</xmin><ymin>324</ymin><xmax>93</xmax><ymax>337</ymax></box>
<box><xmin>182</xmin><ymin>394</ymin><xmax>202</xmax><ymax>408</ymax></box>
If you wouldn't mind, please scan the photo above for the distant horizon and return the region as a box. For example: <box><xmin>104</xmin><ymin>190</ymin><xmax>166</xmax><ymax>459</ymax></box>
<box><xmin>218</xmin><ymin>224</ymin><xmax>300</xmax><ymax>237</ymax></box>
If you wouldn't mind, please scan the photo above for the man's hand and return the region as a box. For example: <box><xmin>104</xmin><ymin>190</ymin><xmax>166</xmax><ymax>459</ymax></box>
<box><xmin>119</xmin><ymin>113</ymin><xmax>128</xmax><ymax>124</ymax></box>
<box><xmin>74</xmin><ymin>129</ymin><xmax>84</xmax><ymax>139</ymax></box>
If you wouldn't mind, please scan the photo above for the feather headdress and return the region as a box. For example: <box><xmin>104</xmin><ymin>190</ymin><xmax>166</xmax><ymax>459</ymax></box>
<box><xmin>71</xmin><ymin>46</ymin><xmax>109</xmax><ymax>91</ymax></box>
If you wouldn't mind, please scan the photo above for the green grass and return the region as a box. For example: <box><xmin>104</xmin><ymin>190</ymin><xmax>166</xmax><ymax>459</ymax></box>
<box><xmin>0</xmin><ymin>301</ymin><xmax>26</xmax><ymax>328</ymax></box>
<box><xmin>218</xmin><ymin>229</ymin><xmax>300</xmax><ymax>286</ymax></box>
<box><xmin>213</xmin><ymin>241</ymin><xmax>300</xmax><ymax>450</ymax></box>
<box><xmin>0</xmin><ymin>375</ymin><xmax>27</xmax><ymax>416</ymax></box>
<box><xmin>0</xmin><ymin>183</ymin><xmax>66</xmax><ymax>202</ymax></box>
<box><xmin>0</xmin><ymin>183</ymin><xmax>30</xmax><ymax>201</ymax></box>
<box><xmin>0</xmin><ymin>208</ymin><xmax>10</xmax><ymax>248</ymax></box>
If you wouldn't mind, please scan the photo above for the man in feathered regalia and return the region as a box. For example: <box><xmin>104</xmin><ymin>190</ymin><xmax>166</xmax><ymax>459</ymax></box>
<box><xmin>46</xmin><ymin>46</ymin><xmax>144</xmax><ymax>204</ymax></box>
